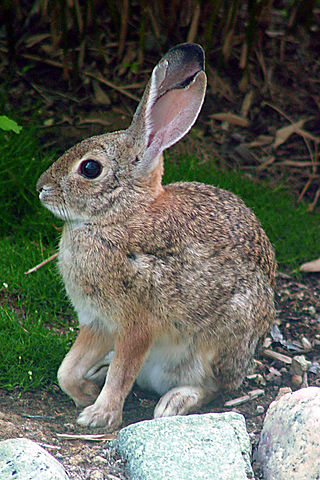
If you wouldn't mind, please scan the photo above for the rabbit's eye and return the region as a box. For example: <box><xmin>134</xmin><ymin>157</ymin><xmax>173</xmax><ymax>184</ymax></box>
<box><xmin>80</xmin><ymin>160</ymin><xmax>102</xmax><ymax>179</ymax></box>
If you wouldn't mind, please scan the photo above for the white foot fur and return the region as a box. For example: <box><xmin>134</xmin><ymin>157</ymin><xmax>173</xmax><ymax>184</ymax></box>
<box><xmin>77</xmin><ymin>402</ymin><xmax>122</xmax><ymax>430</ymax></box>
<box><xmin>154</xmin><ymin>386</ymin><xmax>206</xmax><ymax>418</ymax></box>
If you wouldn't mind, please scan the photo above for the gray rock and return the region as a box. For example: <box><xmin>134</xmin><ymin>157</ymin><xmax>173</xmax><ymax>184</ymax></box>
<box><xmin>0</xmin><ymin>438</ymin><xmax>69</xmax><ymax>480</ymax></box>
<box><xmin>257</xmin><ymin>386</ymin><xmax>320</xmax><ymax>480</ymax></box>
<box><xmin>114</xmin><ymin>412</ymin><xmax>254</xmax><ymax>480</ymax></box>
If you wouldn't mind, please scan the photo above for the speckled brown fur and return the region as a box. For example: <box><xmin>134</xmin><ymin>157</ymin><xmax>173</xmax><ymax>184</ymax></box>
<box><xmin>37</xmin><ymin>44</ymin><xmax>276</xmax><ymax>430</ymax></box>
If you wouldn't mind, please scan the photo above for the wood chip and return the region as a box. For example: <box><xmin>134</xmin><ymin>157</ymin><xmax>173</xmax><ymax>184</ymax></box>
<box><xmin>224</xmin><ymin>389</ymin><xmax>264</xmax><ymax>407</ymax></box>
<box><xmin>263</xmin><ymin>349</ymin><xmax>292</xmax><ymax>364</ymax></box>
<box><xmin>300</xmin><ymin>258</ymin><xmax>320</xmax><ymax>272</ymax></box>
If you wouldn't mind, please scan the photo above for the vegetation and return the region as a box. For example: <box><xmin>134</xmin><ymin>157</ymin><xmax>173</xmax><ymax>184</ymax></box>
<box><xmin>1</xmin><ymin>1</ymin><xmax>318</xmax><ymax>87</ymax></box>
<box><xmin>1</xmin><ymin>127</ymin><xmax>320</xmax><ymax>390</ymax></box>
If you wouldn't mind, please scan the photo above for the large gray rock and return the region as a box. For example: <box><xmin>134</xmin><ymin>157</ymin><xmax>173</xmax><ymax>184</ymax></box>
<box><xmin>0</xmin><ymin>438</ymin><xmax>69</xmax><ymax>480</ymax></box>
<box><xmin>257</xmin><ymin>386</ymin><xmax>320</xmax><ymax>480</ymax></box>
<box><xmin>114</xmin><ymin>412</ymin><xmax>254</xmax><ymax>480</ymax></box>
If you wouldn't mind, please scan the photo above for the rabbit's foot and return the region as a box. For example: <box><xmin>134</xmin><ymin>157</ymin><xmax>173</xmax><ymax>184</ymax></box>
<box><xmin>77</xmin><ymin>402</ymin><xmax>122</xmax><ymax>430</ymax></box>
<box><xmin>154</xmin><ymin>386</ymin><xmax>208</xmax><ymax>418</ymax></box>
<box><xmin>61</xmin><ymin>377</ymin><xmax>101</xmax><ymax>408</ymax></box>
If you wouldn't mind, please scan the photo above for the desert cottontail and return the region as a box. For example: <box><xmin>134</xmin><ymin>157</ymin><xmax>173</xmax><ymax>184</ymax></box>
<box><xmin>37</xmin><ymin>43</ymin><xmax>276</xmax><ymax>430</ymax></box>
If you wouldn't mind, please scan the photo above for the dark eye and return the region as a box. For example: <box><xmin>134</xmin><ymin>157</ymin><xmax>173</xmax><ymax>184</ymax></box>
<box><xmin>80</xmin><ymin>160</ymin><xmax>102</xmax><ymax>179</ymax></box>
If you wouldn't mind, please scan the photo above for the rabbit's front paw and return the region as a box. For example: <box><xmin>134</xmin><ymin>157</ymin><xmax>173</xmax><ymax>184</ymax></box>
<box><xmin>154</xmin><ymin>386</ymin><xmax>204</xmax><ymax>418</ymax></box>
<box><xmin>77</xmin><ymin>403</ymin><xmax>122</xmax><ymax>430</ymax></box>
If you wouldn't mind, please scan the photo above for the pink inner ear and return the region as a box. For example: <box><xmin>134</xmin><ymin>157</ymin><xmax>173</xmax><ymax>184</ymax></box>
<box><xmin>147</xmin><ymin>85</ymin><xmax>202</xmax><ymax>152</ymax></box>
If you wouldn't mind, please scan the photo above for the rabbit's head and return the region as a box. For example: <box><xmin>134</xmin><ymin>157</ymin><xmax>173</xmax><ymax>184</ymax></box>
<box><xmin>37</xmin><ymin>44</ymin><xmax>206</xmax><ymax>223</ymax></box>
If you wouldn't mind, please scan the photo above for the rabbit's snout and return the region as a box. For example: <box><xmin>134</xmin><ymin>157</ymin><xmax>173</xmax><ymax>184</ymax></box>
<box><xmin>37</xmin><ymin>184</ymin><xmax>54</xmax><ymax>202</ymax></box>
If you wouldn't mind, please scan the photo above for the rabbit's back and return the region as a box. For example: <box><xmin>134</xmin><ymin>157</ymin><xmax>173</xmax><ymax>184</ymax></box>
<box><xmin>129</xmin><ymin>181</ymin><xmax>276</xmax><ymax>287</ymax></box>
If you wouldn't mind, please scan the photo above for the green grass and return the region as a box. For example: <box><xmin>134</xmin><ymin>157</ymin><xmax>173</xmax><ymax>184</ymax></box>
<box><xmin>0</xmin><ymin>235</ymin><xmax>75</xmax><ymax>390</ymax></box>
<box><xmin>1</xmin><ymin>128</ymin><xmax>319</xmax><ymax>391</ymax></box>
<box><xmin>164</xmin><ymin>154</ymin><xmax>320</xmax><ymax>267</ymax></box>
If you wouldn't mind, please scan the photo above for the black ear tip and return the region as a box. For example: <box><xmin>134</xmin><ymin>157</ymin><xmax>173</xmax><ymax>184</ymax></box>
<box><xmin>167</xmin><ymin>43</ymin><xmax>205</xmax><ymax>70</ymax></box>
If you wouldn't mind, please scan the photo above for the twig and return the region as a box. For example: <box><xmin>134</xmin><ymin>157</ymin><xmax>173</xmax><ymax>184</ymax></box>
<box><xmin>263</xmin><ymin>348</ymin><xmax>292</xmax><ymax>364</ymax></box>
<box><xmin>263</xmin><ymin>101</ymin><xmax>316</xmax><ymax>165</ymax></box>
<box><xmin>224</xmin><ymin>389</ymin><xmax>265</xmax><ymax>407</ymax></box>
<box><xmin>147</xmin><ymin>6</ymin><xmax>161</xmax><ymax>39</ymax></box>
<box><xmin>308</xmin><ymin>187</ymin><xmax>320</xmax><ymax>212</ymax></box>
<box><xmin>118</xmin><ymin>0</ymin><xmax>129</xmax><ymax>59</ymax></box>
<box><xmin>85</xmin><ymin>72</ymin><xmax>140</xmax><ymax>102</ymax></box>
<box><xmin>1</xmin><ymin>50</ymin><xmax>141</xmax><ymax>103</ymax></box>
<box><xmin>24</xmin><ymin>253</ymin><xmax>58</xmax><ymax>275</ymax></box>
<box><xmin>56</xmin><ymin>432</ymin><xmax>117</xmax><ymax>441</ymax></box>
<box><xmin>187</xmin><ymin>2</ymin><xmax>201</xmax><ymax>43</ymax></box>
<box><xmin>278</xmin><ymin>160</ymin><xmax>320</xmax><ymax>168</ymax></box>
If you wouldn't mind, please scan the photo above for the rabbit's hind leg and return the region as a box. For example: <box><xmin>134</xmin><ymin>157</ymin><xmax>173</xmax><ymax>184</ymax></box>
<box><xmin>58</xmin><ymin>326</ymin><xmax>115</xmax><ymax>407</ymax></box>
<box><xmin>154</xmin><ymin>385</ymin><xmax>215</xmax><ymax>418</ymax></box>
<box><xmin>138</xmin><ymin>338</ymin><xmax>219</xmax><ymax>418</ymax></box>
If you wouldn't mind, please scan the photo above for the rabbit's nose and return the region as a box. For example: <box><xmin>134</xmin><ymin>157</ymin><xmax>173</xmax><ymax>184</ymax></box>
<box><xmin>38</xmin><ymin>185</ymin><xmax>53</xmax><ymax>203</ymax></box>
<box><xmin>36</xmin><ymin>173</ymin><xmax>50</xmax><ymax>193</ymax></box>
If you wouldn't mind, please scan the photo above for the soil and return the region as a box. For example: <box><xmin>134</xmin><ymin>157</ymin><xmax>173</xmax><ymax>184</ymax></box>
<box><xmin>1</xmin><ymin>271</ymin><xmax>319</xmax><ymax>479</ymax></box>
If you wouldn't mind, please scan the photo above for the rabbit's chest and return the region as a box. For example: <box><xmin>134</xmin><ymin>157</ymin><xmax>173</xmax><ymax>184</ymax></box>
<box><xmin>58</xmin><ymin>225</ymin><xmax>130</xmax><ymax>330</ymax></box>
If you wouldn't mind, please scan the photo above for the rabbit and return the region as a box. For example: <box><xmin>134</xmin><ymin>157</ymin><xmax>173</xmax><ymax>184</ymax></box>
<box><xmin>37</xmin><ymin>43</ymin><xmax>276</xmax><ymax>431</ymax></box>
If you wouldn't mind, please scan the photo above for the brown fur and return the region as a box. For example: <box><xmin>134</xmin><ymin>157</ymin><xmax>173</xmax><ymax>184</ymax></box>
<box><xmin>37</xmin><ymin>44</ymin><xmax>276</xmax><ymax>430</ymax></box>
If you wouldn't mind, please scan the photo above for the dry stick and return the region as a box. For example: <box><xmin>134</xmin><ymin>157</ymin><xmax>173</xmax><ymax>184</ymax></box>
<box><xmin>298</xmin><ymin>175</ymin><xmax>313</xmax><ymax>203</ymax></box>
<box><xmin>279</xmin><ymin>160</ymin><xmax>320</xmax><ymax>168</ymax></box>
<box><xmin>56</xmin><ymin>432</ymin><xmax>117</xmax><ymax>441</ymax></box>
<box><xmin>309</xmin><ymin>187</ymin><xmax>320</xmax><ymax>212</ymax></box>
<box><xmin>263</xmin><ymin>101</ymin><xmax>317</xmax><ymax>202</ymax></box>
<box><xmin>263</xmin><ymin>348</ymin><xmax>292</xmax><ymax>365</ymax></box>
<box><xmin>118</xmin><ymin>0</ymin><xmax>129</xmax><ymax>59</ymax></box>
<box><xmin>147</xmin><ymin>6</ymin><xmax>161</xmax><ymax>39</ymax></box>
<box><xmin>85</xmin><ymin>71</ymin><xmax>140</xmax><ymax>102</ymax></box>
<box><xmin>10</xmin><ymin>51</ymin><xmax>140</xmax><ymax>103</ymax></box>
<box><xmin>224</xmin><ymin>389</ymin><xmax>265</xmax><ymax>408</ymax></box>
<box><xmin>187</xmin><ymin>2</ymin><xmax>201</xmax><ymax>43</ymax></box>
<box><xmin>25</xmin><ymin>253</ymin><xmax>58</xmax><ymax>275</ymax></box>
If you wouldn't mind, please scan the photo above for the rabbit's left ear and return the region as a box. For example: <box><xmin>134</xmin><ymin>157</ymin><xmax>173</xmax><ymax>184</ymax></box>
<box><xmin>129</xmin><ymin>43</ymin><xmax>206</xmax><ymax>174</ymax></box>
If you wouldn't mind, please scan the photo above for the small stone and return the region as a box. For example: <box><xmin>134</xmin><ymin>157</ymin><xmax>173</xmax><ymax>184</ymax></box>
<box><xmin>301</xmin><ymin>337</ymin><xmax>312</xmax><ymax>351</ymax></box>
<box><xmin>308</xmin><ymin>306</ymin><xmax>316</xmax><ymax>316</ymax></box>
<box><xmin>256</xmin><ymin>405</ymin><xmax>264</xmax><ymax>415</ymax></box>
<box><xmin>63</xmin><ymin>422</ymin><xmax>75</xmax><ymax>431</ymax></box>
<box><xmin>290</xmin><ymin>355</ymin><xmax>312</xmax><ymax>375</ymax></box>
<box><xmin>94</xmin><ymin>455</ymin><xmax>109</xmax><ymax>465</ymax></box>
<box><xmin>89</xmin><ymin>470</ymin><xmax>105</xmax><ymax>480</ymax></box>
<box><xmin>275</xmin><ymin>387</ymin><xmax>292</xmax><ymax>400</ymax></box>
<box><xmin>0</xmin><ymin>438</ymin><xmax>68</xmax><ymax>479</ymax></box>
<box><xmin>291</xmin><ymin>374</ymin><xmax>303</xmax><ymax>386</ymax></box>
<box><xmin>257</xmin><ymin>386</ymin><xmax>320</xmax><ymax>480</ymax></box>
<box><xmin>68</xmin><ymin>453</ymin><xmax>84</xmax><ymax>465</ymax></box>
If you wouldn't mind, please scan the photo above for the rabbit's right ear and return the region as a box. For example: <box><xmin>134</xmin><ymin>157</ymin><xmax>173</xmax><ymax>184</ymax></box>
<box><xmin>129</xmin><ymin>43</ymin><xmax>206</xmax><ymax>176</ymax></box>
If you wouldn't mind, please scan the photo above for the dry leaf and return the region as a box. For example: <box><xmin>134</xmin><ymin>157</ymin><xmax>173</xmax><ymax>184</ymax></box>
<box><xmin>248</xmin><ymin>135</ymin><xmax>273</xmax><ymax>147</ymax></box>
<box><xmin>272</xmin><ymin>119</ymin><xmax>319</xmax><ymax>149</ymax></box>
<box><xmin>241</xmin><ymin>90</ymin><xmax>254</xmax><ymax>118</ymax></box>
<box><xmin>92</xmin><ymin>81</ymin><xmax>111</xmax><ymax>105</ymax></box>
<box><xmin>300</xmin><ymin>258</ymin><xmax>320</xmax><ymax>272</ymax></box>
<box><xmin>273</xmin><ymin>119</ymin><xmax>306</xmax><ymax>148</ymax></box>
<box><xmin>210</xmin><ymin>112</ymin><xmax>249</xmax><ymax>127</ymax></box>
<box><xmin>26</xmin><ymin>34</ymin><xmax>50</xmax><ymax>48</ymax></box>
<box><xmin>77</xmin><ymin>116</ymin><xmax>111</xmax><ymax>127</ymax></box>
<box><xmin>207</xmin><ymin>65</ymin><xmax>233</xmax><ymax>100</ymax></box>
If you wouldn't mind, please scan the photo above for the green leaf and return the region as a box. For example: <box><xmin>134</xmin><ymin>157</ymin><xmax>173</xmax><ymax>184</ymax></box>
<box><xmin>0</xmin><ymin>115</ymin><xmax>22</xmax><ymax>134</ymax></box>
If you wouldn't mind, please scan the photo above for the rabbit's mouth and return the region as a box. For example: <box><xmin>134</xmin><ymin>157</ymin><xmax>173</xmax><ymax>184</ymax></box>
<box><xmin>38</xmin><ymin>186</ymin><xmax>69</xmax><ymax>220</ymax></box>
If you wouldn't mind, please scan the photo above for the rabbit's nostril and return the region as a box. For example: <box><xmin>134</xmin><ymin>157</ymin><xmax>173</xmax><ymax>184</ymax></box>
<box><xmin>38</xmin><ymin>185</ymin><xmax>52</xmax><ymax>199</ymax></box>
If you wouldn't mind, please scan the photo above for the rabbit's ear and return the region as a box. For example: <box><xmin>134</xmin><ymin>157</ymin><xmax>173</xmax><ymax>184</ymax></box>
<box><xmin>129</xmin><ymin>43</ymin><xmax>206</xmax><ymax>175</ymax></box>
